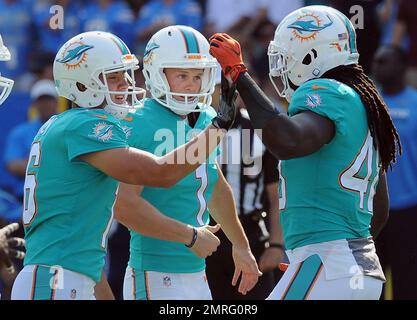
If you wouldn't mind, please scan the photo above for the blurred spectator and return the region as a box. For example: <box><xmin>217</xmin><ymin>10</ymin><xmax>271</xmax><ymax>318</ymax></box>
<box><xmin>124</xmin><ymin>0</ymin><xmax>147</xmax><ymax>15</ymax></box>
<box><xmin>392</xmin><ymin>0</ymin><xmax>417</xmax><ymax>88</ymax></box>
<box><xmin>205</xmin><ymin>0</ymin><xmax>256</xmax><ymax>35</ymax></box>
<box><xmin>205</xmin><ymin>0</ymin><xmax>302</xmax><ymax>70</ymax></box>
<box><xmin>107</xmin><ymin>222</ymin><xmax>130</xmax><ymax>300</ymax></box>
<box><xmin>373</xmin><ymin>45</ymin><xmax>417</xmax><ymax>300</ymax></box>
<box><xmin>134</xmin><ymin>0</ymin><xmax>203</xmax><ymax>53</ymax></box>
<box><xmin>206</xmin><ymin>99</ymin><xmax>284</xmax><ymax>300</ymax></box>
<box><xmin>256</xmin><ymin>0</ymin><xmax>303</xmax><ymax>27</ymax></box>
<box><xmin>378</xmin><ymin>0</ymin><xmax>408</xmax><ymax>48</ymax></box>
<box><xmin>328</xmin><ymin>0</ymin><xmax>384</xmax><ymax>74</ymax></box>
<box><xmin>32</xmin><ymin>0</ymin><xmax>82</xmax><ymax>54</ymax></box>
<box><xmin>28</xmin><ymin>51</ymin><xmax>55</xmax><ymax>82</ymax></box>
<box><xmin>0</xmin><ymin>0</ymin><xmax>33</xmax><ymax>91</ymax></box>
<box><xmin>79</xmin><ymin>0</ymin><xmax>135</xmax><ymax>48</ymax></box>
<box><xmin>251</xmin><ymin>19</ymin><xmax>277</xmax><ymax>79</ymax></box>
<box><xmin>0</xmin><ymin>189</ymin><xmax>21</xmax><ymax>224</ymax></box>
<box><xmin>3</xmin><ymin>79</ymin><xmax>58</xmax><ymax>200</ymax></box>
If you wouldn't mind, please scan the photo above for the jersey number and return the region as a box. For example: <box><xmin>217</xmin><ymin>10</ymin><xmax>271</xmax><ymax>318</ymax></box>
<box><xmin>195</xmin><ymin>164</ymin><xmax>208</xmax><ymax>226</ymax></box>
<box><xmin>23</xmin><ymin>142</ymin><xmax>41</xmax><ymax>226</ymax></box>
<box><xmin>340</xmin><ymin>132</ymin><xmax>380</xmax><ymax>212</ymax></box>
<box><xmin>278</xmin><ymin>132</ymin><xmax>379</xmax><ymax>213</ymax></box>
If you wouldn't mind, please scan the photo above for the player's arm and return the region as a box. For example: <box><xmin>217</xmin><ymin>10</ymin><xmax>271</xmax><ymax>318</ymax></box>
<box><xmin>371</xmin><ymin>171</ymin><xmax>389</xmax><ymax>239</ymax></box>
<box><xmin>80</xmin><ymin>129</ymin><xmax>221</xmax><ymax>187</ymax></box>
<box><xmin>235</xmin><ymin>73</ymin><xmax>335</xmax><ymax>160</ymax></box>
<box><xmin>94</xmin><ymin>271</ymin><xmax>115</xmax><ymax>300</ymax></box>
<box><xmin>209</xmin><ymin>33</ymin><xmax>335</xmax><ymax>160</ymax></box>
<box><xmin>80</xmin><ymin>86</ymin><xmax>237</xmax><ymax>187</ymax></box>
<box><xmin>114</xmin><ymin>183</ymin><xmax>221</xmax><ymax>258</ymax></box>
<box><xmin>208</xmin><ymin>163</ymin><xmax>262</xmax><ymax>295</ymax></box>
<box><xmin>6</xmin><ymin>159</ymin><xmax>28</xmax><ymax>177</ymax></box>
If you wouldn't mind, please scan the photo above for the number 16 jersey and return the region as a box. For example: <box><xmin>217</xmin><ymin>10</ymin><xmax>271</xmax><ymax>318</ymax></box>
<box><xmin>23</xmin><ymin>108</ymin><xmax>128</xmax><ymax>283</ymax></box>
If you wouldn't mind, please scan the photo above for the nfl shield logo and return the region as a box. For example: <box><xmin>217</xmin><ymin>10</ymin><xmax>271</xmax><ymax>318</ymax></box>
<box><xmin>163</xmin><ymin>276</ymin><xmax>171</xmax><ymax>287</ymax></box>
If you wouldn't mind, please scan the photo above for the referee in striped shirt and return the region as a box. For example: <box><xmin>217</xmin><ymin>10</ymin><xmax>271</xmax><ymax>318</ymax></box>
<box><xmin>206</xmin><ymin>103</ymin><xmax>284</xmax><ymax>300</ymax></box>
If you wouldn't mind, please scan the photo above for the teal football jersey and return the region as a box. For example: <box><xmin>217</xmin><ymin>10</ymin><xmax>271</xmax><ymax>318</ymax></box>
<box><xmin>23</xmin><ymin>108</ymin><xmax>128</xmax><ymax>283</ymax></box>
<box><xmin>121</xmin><ymin>99</ymin><xmax>219</xmax><ymax>273</ymax></box>
<box><xmin>280</xmin><ymin>79</ymin><xmax>380</xmax><ymax>250</ymax></box>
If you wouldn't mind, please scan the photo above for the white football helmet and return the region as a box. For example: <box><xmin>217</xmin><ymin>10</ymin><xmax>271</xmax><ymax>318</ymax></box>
<box><xmin>0</xmin><ymin>35</ymin><xmax>14</xmax><ymax>105</ymax></box>
<box><xmin>142</xmin><ymin>25</ymin><xmax>218</xmax><ymax>115</ymax></box>
<box><xmin>268</xmin><ymin>5</ymin><xmax>360</xmax><ymax>102</ymax></box>
<box><xmin>53</xmin><ymin>31</ymin><xmax>146</xmax><ymax>119</ymax></box>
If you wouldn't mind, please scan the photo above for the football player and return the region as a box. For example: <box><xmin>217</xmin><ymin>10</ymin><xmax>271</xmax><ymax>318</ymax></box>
<box><xmin>0</xmin><ymin>35</ymin><xmax>25</xmax><ymax>300</ymax></box>
<box><xmin>11</xmin><ymin>31</ymin><xmax>236</xmax><ymax>300</ymax></box>
<box><xmin>209</xmin><ymin>6</ymin><xmax>401</xmax><ymax>299</ymax></box>
<box><xmin>119</xmin><ymin>25</ymin><xmax>261</xmax><ymax>300</ymax></box>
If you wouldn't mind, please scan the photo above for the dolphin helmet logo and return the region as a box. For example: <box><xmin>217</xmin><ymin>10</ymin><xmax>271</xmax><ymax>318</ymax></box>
<box><xmin>143</xmin><ymin>41</ymin><xmax>160</xmax><ymax>65</ymax></box>
<box><xmin>56</xmin><ymin>41</ymin><xmax>94</xmax><ymax>69</ymax></box>
<box><xmin>288</xmin><ymin>13</ymin><xmax>333</xmax><ymax>42</ymax></box>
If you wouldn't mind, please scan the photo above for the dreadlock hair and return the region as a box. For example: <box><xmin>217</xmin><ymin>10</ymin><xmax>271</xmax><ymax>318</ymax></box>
<box><xmin>322</xmin><ymin>64</ymin><xmax>401</xmax><ymax>172</ymax></box>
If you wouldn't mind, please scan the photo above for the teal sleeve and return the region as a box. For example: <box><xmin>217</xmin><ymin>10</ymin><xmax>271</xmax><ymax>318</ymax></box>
<box><xmin>289</xmin><ymin>79</ymin><xmax>356</xmax><ymax>136</ymax></box>
<box><xmin>125</xmin><ymin>113</ymin><xmax>158</xmax><ymax>152</ymax></box>
<box><xmin>66</xmin><ymin>117</ymin><xmax>128</xmax><ymax>161</ymax></box>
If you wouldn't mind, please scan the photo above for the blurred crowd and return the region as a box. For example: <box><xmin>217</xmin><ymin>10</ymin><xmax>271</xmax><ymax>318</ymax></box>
<box><xmin>1</xmin><ymin>0</ymin><xmax>417</xmax><ymax>300</ymax></box>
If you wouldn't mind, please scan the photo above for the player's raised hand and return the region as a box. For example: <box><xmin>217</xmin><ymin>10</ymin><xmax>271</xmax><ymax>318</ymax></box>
<box><xmin>0</xmin><ymin>223</ymin><xmax>25</xmax><ymax>274</ymax></box>
<box><xmin>212</xmin><ymin>74</ymin><xmax>238</xmax><ymax>130</ymax></box>
<box><xmin>209</xmin><ymin>33</ymin><xmax>248</xmax><ymax>82</ymax></box>
<box><xmin>188</xmin><ymin>224</ymin><xmax>221</xmax><ymax>258</ymax></box>
<box><xmin>231</xmin><ymin>245</ymin><xmax>262</xmax><ymax>295</ymax></box>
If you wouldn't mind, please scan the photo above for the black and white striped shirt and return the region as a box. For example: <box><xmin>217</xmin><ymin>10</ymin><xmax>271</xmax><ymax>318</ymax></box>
<box><xmin>218</xmin><ymin>109</ymin><xmax>279</xmax><ymax>216</ymax></box>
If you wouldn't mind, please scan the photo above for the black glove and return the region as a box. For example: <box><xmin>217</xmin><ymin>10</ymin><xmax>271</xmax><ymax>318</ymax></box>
<box><xmin>212</xmin><ymin>73</ymin><xmax>238</xmax><ymax>130</ymax></box>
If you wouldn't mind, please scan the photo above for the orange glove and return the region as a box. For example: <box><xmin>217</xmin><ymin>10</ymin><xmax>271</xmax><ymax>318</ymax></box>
<box><xmin>279</xmin><ymin>263</ymin><xmax>289</xmax><ymax>272</ymax></box>
<box><xmin>209</xmin><ymin>33</ymin><xmax>248</xmax><ymax>83</ymax></box>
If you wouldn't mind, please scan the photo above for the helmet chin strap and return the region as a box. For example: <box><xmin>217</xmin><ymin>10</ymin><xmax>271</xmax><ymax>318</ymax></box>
<box><xmin>163</xmin><ymin>95</ymin><xmax>200</xmax><ymax>116</ymax></box>
<box><xmin>285</xmin><ymin>78</ymin><xmax>299</xmax><ymax>102</ymax></box>
<box><xmin>104</xmin><ymin>103</ymin><xmax>130</xmax><ymax>119</ymax></box>
<box><xmin>103</xmin><ymin>95</ymin><xmax>130</xmax><ymax>119</ymax></box>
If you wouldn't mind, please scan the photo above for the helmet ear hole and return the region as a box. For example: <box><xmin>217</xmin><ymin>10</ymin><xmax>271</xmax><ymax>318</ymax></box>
<box><xmin>302</xmin><ymin>49</ymin><xmax>319</xmax><ymax>66</ymax></box>
<box><xmin>76</xmin><ymin>82</ymin><xmax>87</xmax><ymax>92</ymax></box>
<box><xmin>302</xmin><ymin>53</ymin><xmax>312</xmax><ymax>65</ymax></box>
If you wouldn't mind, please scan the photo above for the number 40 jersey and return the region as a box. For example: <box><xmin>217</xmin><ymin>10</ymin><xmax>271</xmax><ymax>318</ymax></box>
<box><xmin>279</xmin><ymin>78</ymin><xmax>381</xmax><ymax>250</ymax></box>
